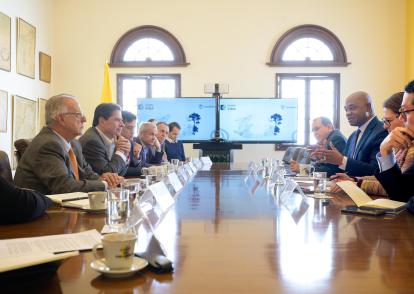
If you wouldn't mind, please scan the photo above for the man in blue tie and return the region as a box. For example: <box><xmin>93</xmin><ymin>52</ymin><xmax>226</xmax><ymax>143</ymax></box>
<box><xmin>313</xmin><ymin>91</ymin><xmax>387</xmax><ymax>176</ymax></box>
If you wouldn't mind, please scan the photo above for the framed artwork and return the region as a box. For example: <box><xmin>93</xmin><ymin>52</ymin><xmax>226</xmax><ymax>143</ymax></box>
<box><xmin>39</xmin><ymin>52</ymin><xmax>51</xmax><ymax>83</ymax></box>
<box><xmin>0</xmin><ymin>11</ymin><xmax>11</xmax><ymax>72</ymax></box>
<box><xmin>0</xmin><ymin>90</ymin><xmax>7</xmax><ymax>132</ymax></box>
<box><xmin>37</xmin><ymin>97</ymin><xmax>47</xmax><ymax>131</ymax></box>
<box><xmin>12</xmin><ymin>95</ymin><xmax>37</xmax><ymax>167</ymax></box>
<box><xmin>16</xmin><ymin>17</ymin><xmax>36</xmax><ymax>79</ymax></box>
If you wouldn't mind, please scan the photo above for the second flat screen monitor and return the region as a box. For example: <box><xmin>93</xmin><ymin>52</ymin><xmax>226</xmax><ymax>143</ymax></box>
<box><xmin>219</xmin><ymin>98</ymin><xmax>298</xmax><ymax>143</ymax></box>
<box><xmin>137</xmin><ymin>98</ymin><xmax>216</xmax><ymax>142</ymax></box>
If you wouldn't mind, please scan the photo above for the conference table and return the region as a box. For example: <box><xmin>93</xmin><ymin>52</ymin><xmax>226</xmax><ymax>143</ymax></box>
<box><xmin>1</xmin><ymin>163</ymin><xmax>414</xmax><ymax>293</ymax></box>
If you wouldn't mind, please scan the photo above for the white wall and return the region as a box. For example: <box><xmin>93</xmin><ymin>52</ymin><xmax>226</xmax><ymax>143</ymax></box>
<box><xmin>0</xmin><ymin>0</ymin><xmax>54</xmax><ymax>160</ymax></box>
<box><xmin>51</xmin><ymin>0</ymin><xmax>406</xmax><ymax>162</ymax></box>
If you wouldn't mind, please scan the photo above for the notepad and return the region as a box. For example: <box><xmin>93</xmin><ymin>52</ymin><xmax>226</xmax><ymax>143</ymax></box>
<box><xmin>336</xmin><ymin>181</ymin><xmax>406</xmax><ymax>213</ymax></box>
<box><xmin>46</xmin><ymin>192</ymin><xmax>88</xmax><ymax>204</ymax></box>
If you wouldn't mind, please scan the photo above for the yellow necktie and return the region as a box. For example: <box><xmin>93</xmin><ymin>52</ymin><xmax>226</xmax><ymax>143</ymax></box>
<box><xmin>68</xmin><ymin>148</ymin><xmax>79</xmax><ymax>180</ymax></box>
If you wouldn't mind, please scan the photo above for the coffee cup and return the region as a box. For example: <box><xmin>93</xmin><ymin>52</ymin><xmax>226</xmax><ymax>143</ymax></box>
<box><xmin>88</xmin><ymin>191</ymin><xmax>107</xmax><ymax>210</ymax></box>
<box><xmin>92</xmin><ymin>233</ymin><xmax>136</xmax><ymax>269</ymax></box>
<box><xmin>299</xmin><ymin>164</ymin><xmax>315</xmax><ymax>176</ymax></box>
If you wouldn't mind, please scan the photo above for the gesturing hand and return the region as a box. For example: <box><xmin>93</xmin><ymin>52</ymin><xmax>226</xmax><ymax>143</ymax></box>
<box><xmin>311</xmin><ymin>142</ymin><xmax>344</xmax><ymax>166</ymax></box>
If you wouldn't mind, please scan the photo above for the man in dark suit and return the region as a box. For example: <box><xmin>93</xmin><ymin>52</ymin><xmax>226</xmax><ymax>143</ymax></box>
<box><xmin>14</xmin><ymin>94</ymin><xmax>122</xmax><ymax>194</ymax></box>
<box><xmin>165</xmin><ymin>121</ymin><xmax>186</xmax><ymax>162</ymax></box>
<box><xmin>135</xmin><ymin>122</ymin><xmax>164</xmax><ymax>166</ymax></box>
<box><xmin>291</xmin><ymin>117</ymin><xmax>347</xmax><ymax>177</ymax></box>
<box><xmin>0</xmin><ymin>176</ymin><xmax>52</xmax><ymax>224</ymax></box>
<box><xmin>313</xmin><ymin>91</ymin><xmax>388</xmax><ymax>177</ymax></box>
<box><xmin>121</xmin><ymin>111</ymin><xmax>144</xmax><ymax>176</ymax></box>
<box><xmin>375</xmin><ymin>80</ymin><xmax>414</xmax><ymax>201</ymax></box>
<box><xmin>79</xmin><ymin>103</ymin><xmax>130</xmax><ymax>176</ymax></box>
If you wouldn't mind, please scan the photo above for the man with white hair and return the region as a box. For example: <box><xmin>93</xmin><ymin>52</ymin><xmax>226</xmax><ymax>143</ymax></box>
<box><xmin>135</xmin><ymin>122</ymin><xmax>164</xmax><ymax>166</ymax></box>
<box><xmin>14</xmin><ymin>94</ymin><xmax>122</xmax><ymax>194</ymax></box>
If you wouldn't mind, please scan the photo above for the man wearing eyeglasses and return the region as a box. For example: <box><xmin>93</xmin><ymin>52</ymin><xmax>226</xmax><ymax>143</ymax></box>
<box><xmin>312</xmin><ymin>91</ymin><xmax>388</xmax><ymax>176</ymax></box>
<box><xmin>14</xmin><ymin>94</ymin><xmax>122</xmax><ymax>194</ymax></box>
<box><xmin>376</xmin><ymin>80</ymin><xmax>414</xmax><ymax>201</ymax></box>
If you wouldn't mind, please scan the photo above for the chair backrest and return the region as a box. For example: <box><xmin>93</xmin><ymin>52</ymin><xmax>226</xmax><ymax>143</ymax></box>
<box><xmin>0</xmin><ymin>151</ymin><xmax>13</xmax><ymax>183</ymax></box>
<box><xmin>297</xmin><ymin>148</ymin><xmax>312</xmax><ymax>164</ymax></box>
<box><xmin>282</xmin><ymin>147</ymin><xmax>298</xmax><ymax>163</ymax></box>
<box><xmin>14</xmin><ymin>139</ymin><xmax>31</xmax><ymax>162</ymax></box>
<box><xmin>291</xmin><ymin>147</ymin><xmax>302</xmax><ymax>162</ymax></box>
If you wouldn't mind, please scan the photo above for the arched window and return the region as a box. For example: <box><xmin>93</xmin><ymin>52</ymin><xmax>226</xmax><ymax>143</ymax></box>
<box><xmin>110</xmin><ymin>25</ymin><xmax>189</xmax><ymax>67</ymax></box>
<box><xmin>268</xmin><ymin>24</ymin><xmax>349</xmax><ymax>67</ymax></box>
<box><xmin>270</xmin><ymin>25</ymin><xmax>349</xmax><ymax>147</ymax></box>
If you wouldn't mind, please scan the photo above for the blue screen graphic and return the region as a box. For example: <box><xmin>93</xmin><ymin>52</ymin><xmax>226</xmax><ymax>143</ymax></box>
<box><xmin>137</xmin><ymin>98</ymin><xmax>216</xmax><ymax>142</ymax></box>
<box><xmin>219</xmin><ymin>98</ymin><xmax>298</xmax><ymax>143</ymax></box>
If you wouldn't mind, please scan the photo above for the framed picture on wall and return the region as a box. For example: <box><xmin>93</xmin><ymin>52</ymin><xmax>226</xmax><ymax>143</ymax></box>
<box><xmin>39</xmin><ymin>52</ymin><xmax>51</xmax><ymax>83</ymax></box>
<box><xmin>12</xmin><ymin>95</ymin><xmax>37</xmax><ymax>168</ymax></box>
<box><xmin>16</xmin><ymin>17</ymin><xmax>36</xmax><ymax>79</ymax></box>
<box><xmin>37</xmin><ymin>97</ymin><xmax>47</xmax><ymax>131</ymax></box>
<box><xmin>0</xmin><ymin>90</ymin><xmax>7</xmax><ymax>132</ymax></box>
<box><xmin>0</xmin><ymin>11</ymin><xmax>11</xmax><ymax>72</ymax></box>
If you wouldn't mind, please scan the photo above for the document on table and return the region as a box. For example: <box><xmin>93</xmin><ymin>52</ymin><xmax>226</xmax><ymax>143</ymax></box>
<box><xmin>0</xmin><ymin>229</ymin><xmax>102</xmax><ymax>258</ymax></box>
<box><xmin>0</xmin><ymin>251</ymin><xmax>79</xmax><ymax>273</ymax></box>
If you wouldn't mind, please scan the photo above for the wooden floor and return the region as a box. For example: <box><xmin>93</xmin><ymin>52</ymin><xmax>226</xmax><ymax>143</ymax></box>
<box><xmin>1</xmin><ymin>163</ymin><xmax>414</xmax><ymax>293</ymax></box>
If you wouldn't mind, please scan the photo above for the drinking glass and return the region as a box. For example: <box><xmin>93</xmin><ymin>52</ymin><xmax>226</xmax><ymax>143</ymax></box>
<box><xmin>107</xmin><ymin>188</ymin><xmax>130</xmax><ymax>227</ymax></box>
<box><xmin>121</xmin><ymin>179</ymin><xmax>141</xmax><ymax>206</ymax></box>
<box><xmin>313</xmin><ymin>172</ymin><xmax>327</xmax><ymax>195</ymax></box>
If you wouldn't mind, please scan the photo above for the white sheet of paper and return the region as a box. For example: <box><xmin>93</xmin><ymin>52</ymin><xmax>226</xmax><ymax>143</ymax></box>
<box><xmin>0</xmin><ymin>251</ymin><xmax>79</xmax><ymax>273</ymax></box>
<box><xmin>336</xmin><ymin>181</ymin><xmax>373</xmax><ymax>207</ymax></box>
<box><xmin>201</xmin><ymin>156</ymin><xmax>212</xmax><ymax>165</ymax></box>
<box><xmin>149</xmin><ymin>181</ymin><xmax>174</xmax><ymax>213</ymax></box>
<box><xmin>0</xmin><ymin>229</ymin><xmax>102</xmax><ymax>258</ymax></box>
<box><xmin>168</xmin><ymin>172</ymin><xmax>183</xmax><ymax>192</ymax></box>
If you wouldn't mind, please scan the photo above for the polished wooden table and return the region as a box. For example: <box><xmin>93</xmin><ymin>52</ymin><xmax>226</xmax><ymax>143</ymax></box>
<box><xmin>1</xmin><ymin>163</ymin><xmax>414</xmax><ymax>293</ymax></box>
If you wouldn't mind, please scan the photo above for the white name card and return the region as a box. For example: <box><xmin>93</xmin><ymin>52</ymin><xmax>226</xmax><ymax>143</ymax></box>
<box><xmin>184</xmin><ymin>164</ymin><xmax>195</xmax><ymax>177</ymax></box>
<box><xmin>148</xmin><ymin>181</ymin><xmax>174</xmax><ymax>213</ymax></box>
<box><xmin>192</xmin><ymin>158</ymin><xmax>202</xmax><ymax>169</ymax></box>
<box><xmin>189</xmin><ymin>161</ymin><xmax>197</xmax><ymax>173</ymax></box>
<box><xmin>168</xmin><ymin>172</ymin><xmax>183</xmax><ymax>192</ymax></box>
<box><xmin>201</xmin><ymin>156</ymin><xmax>212</xmax><ymax>165</ymax></box>
<box><xmin>177</xmin><ymin>167</ymin><xmax>189</xmax><ymax>183</ymax></box>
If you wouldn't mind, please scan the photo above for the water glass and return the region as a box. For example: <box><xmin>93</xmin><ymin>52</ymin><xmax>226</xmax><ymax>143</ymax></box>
<box><xmin>313</xmin><ymin>172</ymin><xmax>327</xmax><ymax>195</ymax></box>
<box><xmin>107</xmin><ymin>188</ymin><xmax>130</xmax><ymax>226</ymax></box>
<box><xmin>121</xmin><ymin>179</ymin><xmax>141</xmax><ymax>205</ymax></box>
<box><xmin>146</xmin><ymin>174</ymin><xmax>157</xmax><ymax>186</ymax></box>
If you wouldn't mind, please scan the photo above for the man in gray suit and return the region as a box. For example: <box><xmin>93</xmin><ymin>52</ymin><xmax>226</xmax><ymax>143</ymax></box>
<box><xmin>79</xmin><ymin>103</ymin><xmax>130</xmax><ymax>176</ymax></box>
<box><xmin>14</xmin><ymin>94</ymin><xmax>122</xmax><ymax>194</ymax></box>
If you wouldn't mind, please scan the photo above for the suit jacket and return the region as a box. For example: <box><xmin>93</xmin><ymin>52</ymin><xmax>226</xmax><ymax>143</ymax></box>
<box><xmin>0</xmin><ymin>176</ymin><xmax>52</xmax><ymax>224</ymax></box>
<box><xmin>314</xmin><ymin>129</ymin><xmax>347</xmax><ymax>177</ymax></box>
<box><xmin>375</xmin><ymin>163</ymin><xmax>414</xmax><ymax>202</ymax></box>
<box><xmin>79</xmin><ymin>127</ymin><xmax>128</xmax><ymax>176</ymax></box>
<box><xmin>14</xmin><ymin>127</ymin><xmax>105</xmax><ymax>194</ymax></box>
<box><xmin>343</xmin><ymin>117</ymin><xmax>388</xmax><ymax>176</ymax></box>
<box><xmin>134</xmin><ymin>138</ymin><xmax>164</xmax><ymax>166</ymax></box>
<box><xmin>165</xmin><ymin>140</ymin><xmax>186</xmax><ymax>161</ymax></box>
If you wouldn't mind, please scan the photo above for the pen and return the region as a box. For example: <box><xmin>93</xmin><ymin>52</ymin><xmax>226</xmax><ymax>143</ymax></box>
<box><xmin>61</xmin><ymin>196</ymin><xmax>89</xmax><ymax>202</ymax></box>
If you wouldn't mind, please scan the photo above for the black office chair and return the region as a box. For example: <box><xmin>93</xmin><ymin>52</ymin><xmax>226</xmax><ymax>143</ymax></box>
<box><xmin>0</xmin><ymin>151</ymin><xmax>13</xmax><ymax>183</ymax></box>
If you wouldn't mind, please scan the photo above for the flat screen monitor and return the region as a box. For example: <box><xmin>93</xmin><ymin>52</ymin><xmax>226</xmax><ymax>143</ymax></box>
<box><xmin>137</xmin><ymin>98</ymin><xmax>216</xmax><ymax>142</ymax></box>
<box><xmin>219</xmin><ymin>98</ymin><xmax>298</xmax><ymax>143</ymax></box>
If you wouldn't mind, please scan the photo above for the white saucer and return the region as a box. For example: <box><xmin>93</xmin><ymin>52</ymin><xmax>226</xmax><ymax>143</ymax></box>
<box><xmin>90</xmin><ymin>257</ymin><xmax>148</xmax><ymax>278</ymax></box>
